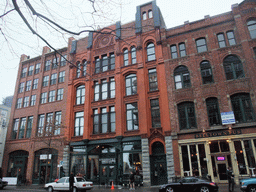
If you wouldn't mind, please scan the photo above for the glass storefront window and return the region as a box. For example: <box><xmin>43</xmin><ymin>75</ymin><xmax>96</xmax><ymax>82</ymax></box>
<box><xmin>234</xmin><ymin>141</ymin><xmax>247</xmax><ymax>174</ymax></box>
<box><xmin>198</xmin><ymin>144</ymin><xmax>208</xmax><ymax>177</ymax></box>
<box><xmin>244</xmin><ymin>140</ymin><xmax>256</xmax><ymax>168</ymax></box>
<box><xmin>181</xmin><ymin>146</ymin><xmax>190</xmax><ymax>174</ymax></box>
<box><xmin>87</xmin><ymin>155</ymin><xmax>99</xmax><ymax>180</ymax></box>
<box><xmin>210</xmin><ymin>141</ymin><xmax>220</xmax><ymax>153</ymax></box>
<box><xmin>190</xmin><ymin>145</ymin><xmax>199</xmax><ymax>176</ymax></box>
<box><xmin>71</xmin><ymin>155</ymin><xmax>86</xmax><ymax>177</ymax></box>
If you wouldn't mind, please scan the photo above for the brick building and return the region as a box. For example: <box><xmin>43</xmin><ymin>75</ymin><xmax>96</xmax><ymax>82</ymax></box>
<box><xmin>3</xmin><ymin>0</ymin><xmax>256</xmax><ymax>187</ymax></box>
<box><xmin>162</xmin><ymin>0</ymin><xmax>256</xmax><ymax>185</ymax></box>
<box><xmin>2</xmin><ymin>46</ymin><xmax>70</xmax><ymax>184</ymax></box>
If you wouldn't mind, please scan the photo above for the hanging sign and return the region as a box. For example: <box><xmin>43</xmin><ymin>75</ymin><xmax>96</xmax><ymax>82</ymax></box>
<box><xmin>221</xmin><ymin>111</ymin><xmax>236</xmax><ymax>125</ymax></box>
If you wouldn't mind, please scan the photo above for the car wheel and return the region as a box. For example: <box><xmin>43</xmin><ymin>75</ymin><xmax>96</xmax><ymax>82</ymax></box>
<box><xmin>249</xmin><ymin>186</ymin><xmax>256</xmax><ymax>192</ymax></box>
<box><xmin>48</xmin><ymin>186</ymin><xmax>54</xmax><ymax>192</ymax></box>
<box><xmin>200</xmin><ymin>186</ymin><xmax>210</xmax><ymax>192</ymax></box>
<box><xmin>166</xmin><ymin>186</ymin><xmax>174</xmax><ymax>192</ymax></box>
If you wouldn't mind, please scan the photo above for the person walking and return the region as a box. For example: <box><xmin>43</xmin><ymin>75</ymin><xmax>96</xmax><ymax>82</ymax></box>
<box><xmin>129</xmin><ymin>171</ymin><xmax>135</xmax><ymax>190</ymax></box>
<box><xmin>226</xmin><ymin>167</ymin><xmax>235</xmax><ymax>192</ymax></box>
<box><xmin>69</xmin><ymin>172</ymin><xmax>74</xmax><ymax>192</ymax></box>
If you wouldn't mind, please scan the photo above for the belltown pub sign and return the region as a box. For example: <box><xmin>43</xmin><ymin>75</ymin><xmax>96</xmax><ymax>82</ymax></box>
<box><xmin>195</xmin><ymin>129</ymin><xmax>242</xmax><ymax>139</ymax></box>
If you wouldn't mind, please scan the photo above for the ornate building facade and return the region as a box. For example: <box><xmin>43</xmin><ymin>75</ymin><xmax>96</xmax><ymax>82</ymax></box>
<box><xmin>3</xmin><ymin>0</ymin><xmax>256</xmax><ymax>187</ymax></box>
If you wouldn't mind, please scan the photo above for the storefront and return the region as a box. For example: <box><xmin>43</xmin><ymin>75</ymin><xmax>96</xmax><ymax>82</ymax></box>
<box><xmin>178</xmin><ymin>128</ymin><xmax>256</xmax><ymax>184</ymax></box>
<box><xmin>32</xmin><ymin>148</ymin><xmax>58</xmax><ymax>184</ymax></box>
<box><xmin>70</xmin><ymin>136</ymin><xmax>142</xmax><ymax>186</ymax></box>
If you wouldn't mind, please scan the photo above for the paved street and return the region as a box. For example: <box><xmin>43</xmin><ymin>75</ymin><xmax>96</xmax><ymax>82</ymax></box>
<box><xmin>2</xmin><ymin>183</ymin><xmax>241</xmax><ymax>192</ymax></box>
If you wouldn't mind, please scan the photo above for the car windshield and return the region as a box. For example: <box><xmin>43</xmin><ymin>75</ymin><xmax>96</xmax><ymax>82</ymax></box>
<box><xmin>76</xmin><ymin>178</ymin><xmax>86</xmax><ymax>182</ymax></box>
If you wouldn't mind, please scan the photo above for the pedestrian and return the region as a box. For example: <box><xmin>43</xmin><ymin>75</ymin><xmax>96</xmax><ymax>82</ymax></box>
<box><xmin>226</xmin><ymin>167</ymin><xmax>235</xmax><ymax>192</ymax></box>
<box><xmin>69</xmin><ymin>172</ymin><xmax>74</xmax><ymax>192</ymax></box>
<box><xmin>129</xmin><ymin>171</ymin><xmax>135</xmax><ymax>190</ymax></box>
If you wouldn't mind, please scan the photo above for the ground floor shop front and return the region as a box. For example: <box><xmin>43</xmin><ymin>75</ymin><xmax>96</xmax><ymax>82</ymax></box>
<box><xmin>177</xmin><ymin>128</ymin><xmax>256</xmax><ymax>185</ymax></box>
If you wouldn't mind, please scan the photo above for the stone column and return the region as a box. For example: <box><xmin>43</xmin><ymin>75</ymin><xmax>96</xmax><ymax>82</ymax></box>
<box><xmin>165</xmin><ymin>136</ymin><xmax>175</xmax><ymax>183</ymax></box>
<box><xmin>62</xmin><ymin>145</ymin><xmax>70</xmax><ymax>176</ymax></box>
<box><xmin>141</xmin><ymin>138</ymin><xmax>151</xmax><ymax>187</ymax></box>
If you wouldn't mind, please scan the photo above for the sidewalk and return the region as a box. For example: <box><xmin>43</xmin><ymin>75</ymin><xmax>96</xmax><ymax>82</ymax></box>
<box><xmin>8</xmin><ymin>183</ymin><xmax>241</xmax><ymax>192</ymax></box>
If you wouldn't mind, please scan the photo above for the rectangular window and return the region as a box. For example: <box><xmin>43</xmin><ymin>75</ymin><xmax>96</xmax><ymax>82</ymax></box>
<box><xmin>217</xmin><ymin>33</ymin><xmax>226</xmax><ymax>48</ymax></box>
<box><xmin>110</xmin><ymin>78</ymin><xmax>115</xmax><ymax>98</ymax></box>
<box><xmin>227</xmin><ymin>31</ymin><xmax>236</xmax><ymax>46</ymax></box>
<box><xmin>101</xmin><ymin>80</ymin><xmax>108</xmax><ymax>100</ymax></box>
<box><xmin>58</xmin><ymin>71</ymin><xmax>65</xmax><ymax>83</ymax></box>
<box><xmin>93</xmin><ymin>107</ymin><xmax>115</xmax><ymax>134</ymax></box>
<box><xmin>19</xmin><ymin>82</ymin><xmax>25</xmax><ymax>93</ymax></box>
<box><xmin>60</xmin><ymin>55</ymin><xmax>67</xmax><ymax>66</ymax></box>
<box><xmin>102</xmin><ymin>55</ymin><xmax>108</xmax><ymax>72</ymax></box>
<box><xmin>93</xmin><ymin>109</ymin><xmax>99</xmax><ymax>134</ymax></box>
<box><xmin>83</xmin><ymin>61</ymin><xmax>87</xmax><ymax>76</ymax></box>
<box><xmin>42</xmin><ymin>76</ymin><xmax>49</xmax><ymax>87</ymax></box>
<box><xmin>54</xmin><ymin>111</ymin><xmax>62</xmax><ymax>135</ymax></box>
<box><xmin>35</xmin><ymin>63</ymin><xmax>41</xmax><ymax>74</ymax></box>
<box><xmin>75</xmin><ymin>112</ymin><xmax>84</xmax><ymax>136</ymax></box>
<box><xmin>51</xmin><ymin>73</ymin><xmax>57</xmax><ymax>85</ymax></box>
<box><xmin>32</xmin><ymin>78</ymin><xmax>39</xmax><ymax>89</ymax></box>
<box><xmin>170</xmin><ymin>45</ymin><xmax>178</xmax><ymax>59</ymax></box>
<box><xmin>52</xmin><ymin>57</ymin><xmax>59</xmax><ymax>69</ymax></box>
<box><xmin>110</xmin><ymin>53</ymin><xmax>115</xmax><ymax>70</ymax></box>
<box><xmin>151</xmin><ymin>99</ymin><xmax>161</xmax><ymax>128</ymax></box>
<box><xmin>18</xmin><ymin>117</ymin><xmax>26</xmax><ymax>139</ymax></box>
<box><xmin>179</xmin><ymin>43</ymin><xmax>186</xmax><ymax>57</ymax></box>
<box><xmin>40</xmin><ymin>92</ymin><xmax>47</xmax><ymax>104</ymax></box>
<box><xmin>57</xmin><ymin>88</ymin><xmax>64</xmax><ymax>101</ymax></box>
<box><xmin>196</xmin><ymin>38</ymin><xmax>207</xmax><ymax>53</ymax></box>
<box><xmin>45</xmin><ymin>113</ymin><xmax>53</xmax><ymax>136</ymax></box>
<box><xmin>110</xmin><ymin>106</ymin><xmax>116</xmax><ymax>132</ymax></box>
<box><xmin>26</xmin><ymin>80</ymin><xmax>32</xmax><ymax>91</ymax></box>
<box><xmin>126</xmin><ymin>103</ymin><xmax>138</xmax><ymax>131</ymax></box>
<box><xmin>37</xmin><ymin>114</ymin><xmax>45</xmax><ymax>137</ymax></box>
<box><xmin>94</xmin><ymin>82</ymin><xmax>100</xmax><ymax>101</ymax></box>
<box><xmin>95</xmin><ymin>57</ymin><xmax>100</xmax><ymax>74</ymax></box>
<box><xmin>28</xmin><ymin>65</ymin><xmax>34</xmax><ymax>76</ymax></box>
<box><xmin>44</xmin><ymin>60</ymin><xmax>51</xmax><ymax>71</ymax></box>
<box><xmin>26</xmin><ymin>116</ymin><xmax>33</xmax><ymax>138</ymax></box>
<box><xmin>16</xmin><ymin>98</ymin><xmax>22</xmax><ymax>109</ymax></box>
<box><xmin>30</xmin><ymin>95</ymin><xmax>36</xmax><ymax>106</ymax></box>
<box><xmin>12</xmin><ymin>119</ymin><xmax>19</xmax><ymax>139</ymax></box>
<box><xmin>21</xmin><ymin>67</ymin><xmax>27</xmax><ymax>78</ymax></box>
<box><xmin>48</xmin><ymin>90</ymin><xmax>56</xmax><ymax>102</ymax></box>
<box><xmin>23</xmin><ymin>96</ymin><xmax>29</xmax><ymax>107</ymax></box>
<box><xmin>206</xmin><ymin>98</ymin><xmax>221</xmax><ymax>126</ymax></box>
<box><xmin>94</xmin><ymin>53</ymin><xmax>115</xmax><ymax>74</ymax></box>
<box><xmin>149</xmin><ymin>68</ymin><xmax>158</xmax><ymax>91</ymax></box>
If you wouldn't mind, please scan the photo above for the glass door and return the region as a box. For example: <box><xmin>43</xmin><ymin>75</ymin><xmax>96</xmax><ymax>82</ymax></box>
<box><xmin>100</xmin><ymin>164</ymin><xmax>116</xmax><ymax>185</ymax></box>
<box><xmin>215</xmin><ymin>155</ymin><xmax>229</xmax><ymax>183</ymax></box>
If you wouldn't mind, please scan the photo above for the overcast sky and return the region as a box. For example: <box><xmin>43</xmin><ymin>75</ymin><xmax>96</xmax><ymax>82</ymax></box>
<box><xmin>0</xmin><ymin>0</ymin><xmax>242</xmax><ymax>104</ymax></box>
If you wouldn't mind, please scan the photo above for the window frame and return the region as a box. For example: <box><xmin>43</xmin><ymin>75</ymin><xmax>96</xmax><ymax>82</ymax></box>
<box><xmin>223</xmin><ymin>55</ymin><xmax>244</xmax><ymax>80</ymax></box>
<box><xmin>76</xmin><ymin>85</ymin><xmax>85</xmax><ymax>105</ymax></box>
<box><xmin>196</xmin><ymin>38</ymin><xmax>208</xmax><ymax>53</ymax></box>
<box><xmin>74</xmin><ymin>111</ymin><xmax>84</xmax><ymax>136</ymax></box>
<box><xmin>206</xmin><ymin>97</ymin><xmax>221</xmax><ymax>126</ymax></box>
<box><xmin>126</xmin><ymin>103</ymin><xmax>139</xmax><ymax>131</ymax></box>
<box><xmin>178</xmin><ymin>102</ymin><xmax>197</xmax><ymax>130</ymax></box>
<box><xmin>200</xmin><ymin>60</ymin><xmax>214</xmax><ymax>84</ymax></box>
<box><xmin>247</xmin><ymin>19</ymin><xmax>256</xmax><ymax>39</ymax></box>
<box><xmin>150</xmin><ymin>99</ymin><xmax>161</xmax><ymax>128</ymax></box>
<box><xmin>125</xmin><ymin>74</ymin><xmax>137</xmax><ymax>96</ymax></box>
<box><xmin>170</xmin><ymin>45</ymin><xmax>178</xmax><ymax>59</ymax></box>
<box><xmin>174</xmin><ymin>66</ymin><xmax>191</xmax><ymax>89</ymax></box>
<box><xmin>148</xmin><ymin>68</ymin><xmax>158</xmax><ymax>92</ymax></box>
<box><xmin>147</xmin><ymin>43</ymin><xmax>156</xmax><ymax>61</ymax></box>
<box><xmin>217</xmin><ymin>33</ymin><xmax>226</xmax><ymax>48</ymax></box>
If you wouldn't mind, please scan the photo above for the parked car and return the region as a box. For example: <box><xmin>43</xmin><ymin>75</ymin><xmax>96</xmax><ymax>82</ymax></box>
<box><xmin>159</xmin><ymin>177</ymin><xmax>218</xmax><ymax>192</ymax></box>
<box><xmin>0</xmin><ymin>178</ymin><xmax>8</xmax><ymax>189</ymax></box>
<box><xmin>240</xmin><ymin>177</ymin><xmax>256</xmax><ymax>192</ymax></box>
<box><xmin>44</xmin><ymin>176</ymin><xmax>93</xmax><ymax>192</ymax></box>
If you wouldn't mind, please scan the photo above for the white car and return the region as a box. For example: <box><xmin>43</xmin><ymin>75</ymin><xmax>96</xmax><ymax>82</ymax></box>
<box><xmin>44</xmin><ymin>176</ymin><xmax>93</xmax><ymax>192</ymax></box>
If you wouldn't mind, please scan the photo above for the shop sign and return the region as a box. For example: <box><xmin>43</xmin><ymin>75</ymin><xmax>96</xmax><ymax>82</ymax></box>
<box><xmin>195</xmin><ymin>129</ymin><xmax>242</xmax><ymax>139</ymax></box>
<box><xmin>221</xmin><ymin>111</ymin><xmax>235</xmax><ymax>125</ymax></box>
<box><xmin>40</xmin><ymin>154</ymin><xmax>52</xmax><ymax>160</ymax></box>
<box><xmin>99</xmin><ymin>158</ymin><xmax>115</xmax><ymax>164</ymax></box>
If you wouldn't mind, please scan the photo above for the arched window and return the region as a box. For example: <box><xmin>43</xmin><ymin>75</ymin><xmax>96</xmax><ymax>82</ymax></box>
<box><xmin>247</xmin><ymin>19</ymin><xmax>256</xmax><ymax>39</ymax></box>
<box><xmin>148</xmin><ymin>10</ymin><xmax>153</xmax><ymax>18</ymax></box>
<box><xmin>142</xmin><ymin>12</ymin><xmax>147</xmax><ymax>20</ymax></box>
<box><xmin>196</xmin><ymin>38</ymin><xmax>207</xmax><ymax>53</ymax></box>
<box><xmin>125</xmin><ymin>74</ymin><xmax>137</xmax><ymax>96</ymax></box>
<box><xmin>123</xmin><ymin>48</ymin><xmax>128</xmax><ymax>66</ymax></box>
<box><xmin>231</xmin><ymin>93</ymin><xmax>255</xmax><ymax>123</ymax></box>
<box><xmin>76</xmin><ymin>85</ymin><xmax>85</xmax><ymax>105</ymax></box>
<box><xmin>223</xmin><ymin>55</ymin><xmax>244</xmax><ymax>80</ymax></box>
<box><xmin>206</xmin><ymin>97</ymin><xmax>221</xmax><ymax>126</ymax></box>
<box><xmin>174</xmin><ymin>65</ymin><xmax>191</xmax><ymax>89</ymax></box>
<box><xmin>200</xmin><ymin>60</ymin><xmax>214</xmax><ymax>84</ymax></box>
<box><xmin>178</xmin><ymin>102</ymin><xmax>197</xmax><ymax>130</ymax></box>
<box><xmin>76</xmin><ymin>62</ymin><xmax>81</xmax><ymax>78</ymax></box>
<box><xmin>82</xmin><ymin>60</ymin><xmax>87</xmax><ymax>76</ymax></box>
<box><xmin>131</xmin><ymin>46</ymin><xmax>137</xmax><ymax>64</ymax></box>
<box><xmin>147</xmin><ymin>42</ymin><xmax>156</xmax><ymax>61</ymax></box>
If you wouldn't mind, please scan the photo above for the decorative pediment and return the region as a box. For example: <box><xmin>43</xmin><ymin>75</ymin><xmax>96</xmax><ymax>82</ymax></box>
<box><xmin>94</xmin><ymin>34</ymin><xmax>115</xmax><ymax>49</ymax></box>
<box><xmin>148</xmin><ymin>128</ymin><xmax>164</xmax><ymax>143</ymax></box>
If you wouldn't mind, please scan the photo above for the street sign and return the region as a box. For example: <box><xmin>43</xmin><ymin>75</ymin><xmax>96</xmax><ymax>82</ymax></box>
<box><xmin>221</xmin><ymin>111</ymin><xmax>235</xmax><ymax>125</ymax></box>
